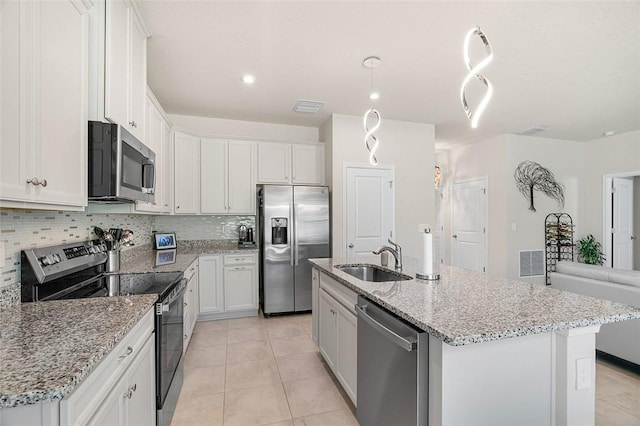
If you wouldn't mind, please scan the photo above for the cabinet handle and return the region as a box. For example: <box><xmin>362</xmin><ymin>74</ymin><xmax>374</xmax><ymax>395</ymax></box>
<box><xmin>118</xmin><ymin>346</ymin><xmax>133</xmax><ymax>361</ymax></box>
<box><xmin>129</xmin><ymin>121</ymin><xmax>137</xmax><ymax>128</ymax></box>
<box><xmin>26</xmin><ymin>177</ymin><xmax>46</xmax><ymax>187</ymax></box>
<box><xmin>184</xmin><ymin>334</ymin><xmax>188</xmax><ymax>339</ymax></box>
<box><xmin>125</xmin><ymin>383</ymin><xmax>137</xmax><ymax>399</ymax></box>
<box><xmin>234</xmin><ymin>267</ymin><xmax>245</xmax><ymax>270</ymax></box>
<box><xmin>184</xmin><ymin>302</ymin><xmax>188</xmax><ymax>307</ymax></box>
<box><xmin>176</xmin><ymin>206</ymin><xmax>180</xmax><ymax>209</ymax></box>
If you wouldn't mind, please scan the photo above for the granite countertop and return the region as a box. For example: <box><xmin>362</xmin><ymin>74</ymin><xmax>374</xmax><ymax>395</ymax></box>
<box><xmin>119</xmin><ymin>240</ymin><xmax>258</xmax><ymax>274</ymax></box>
<box><xmin>0</xmin><ymin>295</ymin><xmax>157</xmax><ymax>409</ymax></box>
<box><xmin>310</xmin><ymin>256</ymin><xmax>640</xmax><ymax>346</ymax></box>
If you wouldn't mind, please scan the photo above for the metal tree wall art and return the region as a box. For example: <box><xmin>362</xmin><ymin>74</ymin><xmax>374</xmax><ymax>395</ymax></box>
<box><xmin>514</xmin><ymin>161</ymin><xmax>565</xmax><ymax>212</ymax></box>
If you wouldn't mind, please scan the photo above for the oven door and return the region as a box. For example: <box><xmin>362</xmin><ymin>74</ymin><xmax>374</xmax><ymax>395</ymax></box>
<box><xmin>156</xmin><ymin>281</ymin><xmax>187</xmax><ymax>409</ymax></box>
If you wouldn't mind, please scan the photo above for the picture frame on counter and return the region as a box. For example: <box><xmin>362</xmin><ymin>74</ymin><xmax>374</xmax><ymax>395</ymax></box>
<box><xmin>154</xmin><ymin>232</ymin><xmax>177</xmax><ymax>250</ymax></box>
<box><xmin>155</xmin><ymin>249</ymin><xmax>177</xmax><ymax>266</ymax></box>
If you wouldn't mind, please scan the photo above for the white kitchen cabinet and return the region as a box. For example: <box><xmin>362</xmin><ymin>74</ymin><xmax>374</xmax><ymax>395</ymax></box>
<box><xmin>292</xmin><ymin>144</ymin><xmax>325</xmax><ymax>185</ymax></box>
<box><xmin>312</xmin><ymin>268</ymin><xmax>320</xmax><ymax>345</ymax></box>
<box><xmin>173</xmin><ymin>131</ymin><xmax>200</xmax><ymax>214</ymax></box>
<box><xmin>257</xmin><ymin>142</ymin><xmax>291</xmax><ymax>184</ymax></box>
<box><xmin>0</xmin><ymin>0</ymin><xmax>89</xmax><ymax>211</ymax></box>
<box><xmin>103</xmin><ymin>0</ymin><xmax>147</xmax><ymax>141</ymax></box>
<box><xmin>315</xmin><ymin>271</ymin><xmax>358</xmax><ymax>405</ymax></box>
<box><xmin>199</xmin><ymin>255</ymin><xmax>224</xmax><ymax>315</ymax></box>
<box><xmin>136</xmin><ymin>91</ymin><xmax>171</xmax><ymax>213</ymax></box>
<box><xmin>183</xmin><ymin>259</ymin><xmax>199</xmax><ymax>351</ymax></box>
<box><xmin>201</xmin><ymin>139</ymin><xmax>256</xmax><ymax>215</ymax></box>
<box><xmin>257</xmin><ymin>142</ymin><xmax>325</xmax><ymax>185</ymax></box>
<box><xmin>224</xmin><ymin>264</ymin><xmax>257</xmax><ymax>311</ymax></box>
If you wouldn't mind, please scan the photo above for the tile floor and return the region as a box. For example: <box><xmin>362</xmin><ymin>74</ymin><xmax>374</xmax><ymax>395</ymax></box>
<box><xmin>172</xmin><ymin>312</ymin><xmax>640</xmax><ymax>426</ymax></box>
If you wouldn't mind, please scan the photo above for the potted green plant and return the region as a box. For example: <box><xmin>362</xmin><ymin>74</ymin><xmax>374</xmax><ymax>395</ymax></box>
<box><xmin>577</xmin><ymin>234</ymin><xmax>605</xmax><ymax>265</ymax></box>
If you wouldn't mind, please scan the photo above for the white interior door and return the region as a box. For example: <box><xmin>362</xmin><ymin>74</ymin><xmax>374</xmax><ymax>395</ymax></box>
<box><xmin>344</xmin><ymin>165</ymin><xmax>395</xmax><ymax>257</ymax></box>
<box><xmin>612</xmin><ymin>177</ymin><xmax>634</xmax><ymax>269</ymax></box>
<box><xmin>451</xmin><ymin>178</ymin><xmax>487</xmax><ymax>272</ymax></box>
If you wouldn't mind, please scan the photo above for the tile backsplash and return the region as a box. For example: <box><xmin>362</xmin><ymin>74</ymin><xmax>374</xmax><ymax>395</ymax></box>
<box><xmin>0</xmin><ymin>209</ymin><xmax>154</xmax><ymax>288</ymax></box>
<box><xmin>155</xmin><ymin>215</ymin><xmax>255</xmax><ymax>241</ymax></box>
<box><xmin>0</xmin><ymin>209</ymin><xmax>256</xmax><ymax>290</ymax></box>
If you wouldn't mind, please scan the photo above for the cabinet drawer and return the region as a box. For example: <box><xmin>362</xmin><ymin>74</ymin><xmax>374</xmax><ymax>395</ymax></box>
<box><xmin>60</xmin><ymin>308</ymin><xmax>154</xmax><ymax>425</ymax></box>
<box><xmin>223</xmin><ymin>253</ymin><xmax>256</xmax><ymax>266</ymax></box>
<box><xmin>320</xmin><ymin>273</ymin><xmax>358</xmax><ymax>314</ymax></box>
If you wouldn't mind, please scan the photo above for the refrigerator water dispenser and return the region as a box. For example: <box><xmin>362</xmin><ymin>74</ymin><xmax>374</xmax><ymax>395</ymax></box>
<box><xmin>271</xmin><ymin>218</ymin><xmax>288</xmax><ymax>244</ymax></box>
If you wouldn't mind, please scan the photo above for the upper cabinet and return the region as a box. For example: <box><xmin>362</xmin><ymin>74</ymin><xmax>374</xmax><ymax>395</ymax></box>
<box><xmin>257</xmin><ymin>142</ymin><xmax>325</xmax><ymax>185</ymax></box>
<box><xmin>91</xmin><ymin>0</ymin><xmax>149</xmax><ymax>141</ymax></box>
<box><xmin>0</xmin><ymin>0</ymin><xmax>90</xmax><ymax>210</ymax></box>
<box><xmin>200</xmin><ymin>138</ymin><xmax>257</xmax><ymax>215</ymax></box>
<box><xmin>173</xmin><ymin>131</ymin><xmax>201</xmax><ymax>214</ymax></box>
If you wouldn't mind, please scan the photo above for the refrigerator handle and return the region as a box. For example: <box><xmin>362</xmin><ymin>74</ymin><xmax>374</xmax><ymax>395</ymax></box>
<box><xmin>290</xmin><ymin>199</ymin><xmax>295</xmax><ymax>266</ymax></box>
<box><xmin>293</xmin><ymin>198</ymin><xmax>298</xmax><ymax>266</ymax></box>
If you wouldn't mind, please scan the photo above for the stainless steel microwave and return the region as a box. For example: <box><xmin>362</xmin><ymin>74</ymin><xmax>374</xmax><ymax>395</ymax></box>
<box><xmin>88</xmin><ymin>121</ymin><xmax>155</xmax><ymax>203</ymax></box>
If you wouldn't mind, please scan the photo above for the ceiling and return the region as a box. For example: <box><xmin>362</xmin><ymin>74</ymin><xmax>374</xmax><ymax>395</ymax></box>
<box><xmin>139</xmin><ymin>1</ymin><xmax>640</xmax><ymax>150</ymax></box>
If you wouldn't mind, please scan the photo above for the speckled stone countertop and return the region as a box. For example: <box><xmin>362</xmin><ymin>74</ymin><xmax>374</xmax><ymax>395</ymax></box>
<box><xmin>119</xmin><ymin>240</ymin><xmax>258</xmax><ymax>274</ymax></box>
<box><xmin>0</xmin><ymin>295</ymin><xmax>156</xmax><ymax>409</ymax></box>
<box><xmin>310</xmin><ymin>256</ymin><xmax>640</xmax><ymax>346</ymax></box>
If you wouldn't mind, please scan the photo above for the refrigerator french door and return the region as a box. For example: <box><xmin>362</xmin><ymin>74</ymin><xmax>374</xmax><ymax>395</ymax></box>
<box><xmin>258</xmin><ymin>185</ymin><xmax>330</xmax><ymax>315</ymax></box>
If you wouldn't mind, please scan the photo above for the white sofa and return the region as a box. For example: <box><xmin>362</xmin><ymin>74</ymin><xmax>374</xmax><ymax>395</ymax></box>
<box><xmin>550</xmin><ymin>261</ymin><xmax>640</xmax><ymax>365</ymax></box>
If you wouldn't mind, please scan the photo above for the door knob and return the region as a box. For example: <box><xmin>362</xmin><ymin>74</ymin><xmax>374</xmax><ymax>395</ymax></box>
<box><xmin>452</xmin><ymin>234</ymin><xmax>458</xmax><ymax>239</ymax></box>
<box><xmin>348</xmin><ymin>243</ymin><xmax>354</xmax><ymax>248</ymax></box>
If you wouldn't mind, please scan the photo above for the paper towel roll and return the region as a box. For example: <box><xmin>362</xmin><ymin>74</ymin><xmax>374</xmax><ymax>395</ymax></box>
<box><xmin>422</xmin><ymin>228</ymin><xmax>433</xmax><ymax>275</ymax></box>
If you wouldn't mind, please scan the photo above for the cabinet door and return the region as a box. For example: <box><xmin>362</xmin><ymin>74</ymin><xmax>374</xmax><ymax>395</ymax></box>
<box><xmin>88</xmin><ymin>374</ymin><xmax>125</xmax><ymax>425</ymax></box>
<box><xmin>0</xmin><ymin>0</ymin><xmax>28</xmax><ymax>202</ymax></box>
<box><xmin>228</xmin><ymin>140</ymin><xmax>256</xmax><ymax>214</ymax></box>
<box><xmin>128</xmin><ymin>13</ymin><xmax>146</xmax><ymax>140</ymax></box>
<box><xmin>104</xmin><ymin>0</ymin><xmax>128</xmax><ymax>127</ymax></box>
<box><xmin>311</xmin><ymin>269</ymin><xmax>320</xmax><ymax>345</ymax></box>
<box><xmin>257</xmin><ymin>142</ymin><xmax>291</xmax><ymax>184</ymax></box>
<box><xmin>199</xmin><ymin>255</ymin><xmax>223</xmax><ymax>314</ymax></box>
<box><xmin>336</xmin><ymin>303</ymin><xmax>357</xmax><ymax>404</ymax></box>
<box><xmin>136</xmin><ymin>96</ymin><xmax>163</xmax><ymax>213</ymax></box>
<box><xmin>318</xmin><ymin>289</ymin><xmax>337</xmax><ymax>370</ymax></box>
<box><xmin>162</xmin><ymin>122</ymin><xmax>172</xmax><ymax>212</ymax></box>
<box><xmin>223</xmin><ymin>265</ymin><xmax>257</xmax><ymax>311</ymax></box>
<box><xmin>292</xmin><ymin>144</ymin><xmax>325</xmax><ymax>185</ymax></box>
<box><xmin>185</xmin><ymin>270</ymin><xmax>199</xmax><ymax>342</ymax></box>
<box><xmin>124</xmin><ymin>334</ymin><xmax>155</xmax><ymax>426</ymax></box>
<box><xmin>173</xmin><ymin>132</ymin><xmax>200</xmax><ymax>214</ymax></box>
<box><xmin>200</xmin><ymin>138</ymin><xmax>227</xmax><ymax>214</ymax></box>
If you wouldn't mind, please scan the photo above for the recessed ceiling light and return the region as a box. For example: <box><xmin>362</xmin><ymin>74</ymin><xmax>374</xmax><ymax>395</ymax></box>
<box><xmin>602</xmin><ymin>130</ymin><xmax>616</xmax><ymax>137</ymax></box>
<box><xmin>517</xmin><ymin>124</ymin><xmax>551</xmax><ymax>136</ymax></box>
<box><xmin>369</xmin><ymin>91</ymin><xmax>380</xmax><ymax>100</ymax></box>
<box><xmin>293</xmin><ymin>99</ymin><xmax>325</xmax><ymax>114</ymax></box>
<box><xmin>242</xmin><ymin>74</ymin><xmax>255</xmax><ymax>84</ymax></box>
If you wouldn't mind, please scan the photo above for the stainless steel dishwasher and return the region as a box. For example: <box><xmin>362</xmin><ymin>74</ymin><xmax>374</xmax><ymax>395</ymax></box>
<box><xmin>355</xmin><ymin>295</ymin><xmax>428</xmax><ymax>426</ymax></box>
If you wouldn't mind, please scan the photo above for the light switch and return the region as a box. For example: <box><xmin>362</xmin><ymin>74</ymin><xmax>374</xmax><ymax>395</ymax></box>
<box><xmin>576</xmin><ymin>357</ymin><xmax>591</xmax><ymax>390</ymax></box>
<box><xmin>0</xmin><ymin>242</ymin><xmax>5</xmax><ymax>268</ymax></box>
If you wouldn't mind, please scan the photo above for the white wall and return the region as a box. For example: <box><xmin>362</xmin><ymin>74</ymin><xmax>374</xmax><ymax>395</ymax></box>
<box><xmin>326</xmin><ymin>114</ymin><xmax>435</xmax><ymax>258</ymax></box>
<box><xmin>319</xmin><ymin>116</ymin><xmax>334</xmax><ymax>190</ymax></box>
<box><xmin>582</xmin><ymin>130</ymin><xmax>640</xmax><ymax>245</ymax></box>
<box><xmin>168</xmin><ymin>114</ymin><xmax>319</xmax><ymax>143</ymax></box>
<box><xmin>505</xmin><ymin>135</ymin><xmax>584</xmax><ymax>285</ymax></box>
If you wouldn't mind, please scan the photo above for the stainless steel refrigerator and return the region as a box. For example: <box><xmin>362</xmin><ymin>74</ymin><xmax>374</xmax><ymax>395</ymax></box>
<box><xmin>258</xmin><ymin>185</ymin><xmax>330</xmax><ymax>315</ymax></box>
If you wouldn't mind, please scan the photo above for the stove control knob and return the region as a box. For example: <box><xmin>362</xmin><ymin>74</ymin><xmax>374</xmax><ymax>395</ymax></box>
<box><xmin>52</xmin><ymin>254</ymin><xmax>62</xmax><ymax>263</ymax></box>
<box><xmin>88</xmin><ymin>246</ymin><xmax>96</xmax><ymax>254</ymax></box>
<box><xmin>39</xmin><ymin>256</ymin><xmax>49</xmax><ymax>266</ymax></box>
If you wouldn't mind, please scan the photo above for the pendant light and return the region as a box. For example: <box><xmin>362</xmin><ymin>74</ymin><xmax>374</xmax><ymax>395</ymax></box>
<box><xmin>363</xmin><ymin>56</ymin><xmax>381</xmax><ymax>166</ymax></box>
<box><xmin>460</xmin><ymin>26</ymin><xmax>493</xmax><ymax>128</ymax></box>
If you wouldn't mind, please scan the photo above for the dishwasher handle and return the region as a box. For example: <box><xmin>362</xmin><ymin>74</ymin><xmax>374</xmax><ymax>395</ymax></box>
<box><xmin>356</xmin><ymin>303</ymin><xmax>417</xmax><ymax>352</ymax></box>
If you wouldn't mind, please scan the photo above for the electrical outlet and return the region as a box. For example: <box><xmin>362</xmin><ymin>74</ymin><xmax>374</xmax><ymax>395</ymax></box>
<box><xmin>576</xmin><ymin>357</ymin><xmax>591</xmax><ymax>390</ymax></box>
<box><xmin>0</xmin><ymin>242</ymin><xmax>5</xmax><ymax>268</ymax></box>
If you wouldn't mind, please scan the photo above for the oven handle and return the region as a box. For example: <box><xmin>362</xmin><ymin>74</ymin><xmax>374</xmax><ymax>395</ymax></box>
<box><xmin>39</xmin><ymin>274</ymin><xmax>105</xmax><ymax>301</ymax></box>
<box><xmin>156</xmin><ymin>278</ymin><xmax>188</xmax><ymax>314</ymax></box>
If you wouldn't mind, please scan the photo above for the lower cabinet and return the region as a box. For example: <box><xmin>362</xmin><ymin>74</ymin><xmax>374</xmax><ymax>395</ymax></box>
<box><xmin>314</xmin><ymin>270</ymin><xmax>358</xmax><ymax>405</ymax></box>
<box><xmin>183</xmin><ymin>258</ymin><xmax>199</xmax><ymax>352</ymax></box>
<box><xmin>198</xmin><ymin>253</ymin><xmax>258</xmax><ymax>320</ymax></box>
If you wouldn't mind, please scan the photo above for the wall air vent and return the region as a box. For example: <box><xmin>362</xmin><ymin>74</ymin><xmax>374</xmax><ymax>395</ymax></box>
<box><xmin>293</xmin><ymin>99</ymin><xmax>325</xmax><ymax>114</ymax></box>
<box><xmin>519</xmin><ymin>250</ymin><xmax>545</xmax><ymax>277</ymax></box>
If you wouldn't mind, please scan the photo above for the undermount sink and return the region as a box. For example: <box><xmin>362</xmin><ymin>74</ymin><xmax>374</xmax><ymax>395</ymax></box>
<box><xmin>335</xmin><ymin>264</ymin><xmax>413</xmax><ymax>282</ymax></box>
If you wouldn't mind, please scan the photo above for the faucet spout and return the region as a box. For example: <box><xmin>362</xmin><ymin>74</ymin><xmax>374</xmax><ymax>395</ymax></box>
<box><xmin>372</xmin><ymin>239</ymin><xmax>403</xmax><ymax>270</ymax></box>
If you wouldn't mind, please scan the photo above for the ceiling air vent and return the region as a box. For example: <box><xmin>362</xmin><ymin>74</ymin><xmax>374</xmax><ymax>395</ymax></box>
<box><xmin>518</xmin><ymin>124</ymin><xmax>551</xmax><ymax>136</ymax></box>
<box><xmin>293</xmin><ymin>99</ymin><xmax>325</xmax><ymax>114</ymax></box>
<box><xmin>519</xmin><ymin>250</ymin><xmax>545</xmax><ymax>278</ymax></box>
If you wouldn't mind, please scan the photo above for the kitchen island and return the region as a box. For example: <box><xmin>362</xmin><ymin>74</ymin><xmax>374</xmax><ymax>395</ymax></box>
<box><xmin>310</xmin><ymin>256</ymin><xmax>640</xmax><ymax>426</ymax></box>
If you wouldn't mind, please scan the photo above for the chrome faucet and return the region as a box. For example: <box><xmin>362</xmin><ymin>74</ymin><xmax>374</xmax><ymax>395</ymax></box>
<box><xmin>373</xmin><ymin>239</ymin><xmax>403</xmax><ymax>270</ymax></box>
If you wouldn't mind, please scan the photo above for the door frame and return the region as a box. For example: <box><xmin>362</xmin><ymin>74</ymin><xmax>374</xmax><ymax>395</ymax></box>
<box><xmin>603</xmin><ymin>171</ymin><xmax>639</xmax><ymax>268</ymax></box>
<box><xmin>450</xmin><ymin>177</ymin><xmax>489</xmax><ymax>273</ymax></box>
<box><xmin>342</xmin><ymin>162</ymin><xmax>396</xmax><ymax>257</ymax></box>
